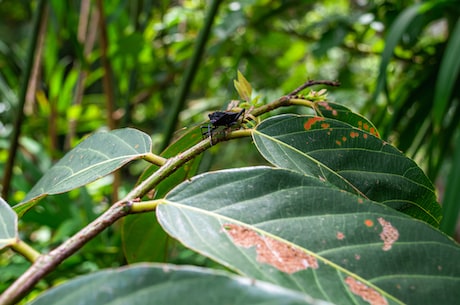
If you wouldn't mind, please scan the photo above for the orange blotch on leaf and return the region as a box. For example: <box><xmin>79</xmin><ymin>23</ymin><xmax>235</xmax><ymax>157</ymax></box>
<box><xmin>364</xmin><ymin>219</ymin><xmax>374</xmax><ymax>227</ymax></box>
<box><xmin>370</xmin><ymin>127</ymin><xmax>379</xmax><ymax>137</ymax></box>
<box><xmin>304</xmin><ymin>117</ymin><xmax>324</xmax><ymax>130</ymax></box>
<box><xmin>342</xmin><ymin>136</ymin><xmax>347</xmax><ymax>142</ymax></box>
<box><xmin>350</xmin><ymin>131</ymin><xmax>360</xmax><ymax>138</ymax></box>
<box><xmin>336</xmin><ymin>140</ymin><xmax>342</xmax><ymax>146</ymax></box>
<box><xmin>320</xmin><ymin>123</ymin><xmax>330</xmax><ymax>129</ymax></box>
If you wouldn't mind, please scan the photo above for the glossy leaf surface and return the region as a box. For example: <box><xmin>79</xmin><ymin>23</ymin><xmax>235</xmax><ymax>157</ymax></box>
<box><xmin>0</xmin><ymin>198</ymin><xmax>17</xmax><ymax>250</ymax></box>
<box><xmin>15</xmin><ymin>128</ymin><xmax>152</xmax><ymax>217</ymax></box>
<box><xmin>157</xmin><ymin>167</ymin><xmax>459</xmax><ymax>305</ymax></box>
<box><xmin>26</xmin><ymin>264</ymin><xmax>323</xmax><ymax>305</ymax></box>
<box><xmin>253</xmin><ymin>114</ymin><xmax>441</xmax><ymax>226</ymax></box>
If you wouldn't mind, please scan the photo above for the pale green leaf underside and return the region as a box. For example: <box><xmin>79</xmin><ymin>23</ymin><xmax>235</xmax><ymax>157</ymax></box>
<box><xmin>14</xmin><ymin>128</ymin><xmax>151</xmax><ymax>217</ymax></box>
<box><xmin>0</xmin><ymin>197</ymin><xmax>17</xmax><ymax>250</ymax></box>
<box><xmin>253</xmin><ymin>114</ymin><xmax>441</xmax><ymax>227</ymax></box>
<box><xmin>26</xmin><ymin>264</ymin><xmax>323</xmax><ymax>305</ymax></box>
<box><xmin>158</xmin><ymin>167</ymin><xmax>459</xmax><ymax>305</ymax></box>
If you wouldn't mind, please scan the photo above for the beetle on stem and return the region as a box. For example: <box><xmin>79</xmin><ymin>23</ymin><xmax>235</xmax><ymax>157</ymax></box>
<box><xmin>201</xmin><ymin>108</ymin><xmax>245</xmax><ymax>145</ymax></box>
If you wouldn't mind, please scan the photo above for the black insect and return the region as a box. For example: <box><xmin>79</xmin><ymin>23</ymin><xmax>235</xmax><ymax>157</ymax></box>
<box><xmin>201</xmin><ymin>108</ymin><xmax>245</xmax><ymax>145</ymax></box>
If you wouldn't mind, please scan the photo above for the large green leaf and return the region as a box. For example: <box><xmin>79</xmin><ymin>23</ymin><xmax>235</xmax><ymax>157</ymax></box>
<box><xmin>26</xmin><ymin>264</ymin><xmax>324</xmax><ymax>305</ymax></box>
<box><xmin>252</xmin><ymin>114</ymin><xmax>441</xmax><ymax>227</ymax></box>
<box><xmin>14</xmin><ymin>128</ymin><xmax>152</xmax><ymax>217</ymax></box>
<box><xmin>157</xmin><ymin>167</ymin><xmax>460</xmax><ymax>305</ymax></box>
<box><xmin>0</xmin><ymin>198</ymin><xmax>17</xmax><ymax>250</ymax></box>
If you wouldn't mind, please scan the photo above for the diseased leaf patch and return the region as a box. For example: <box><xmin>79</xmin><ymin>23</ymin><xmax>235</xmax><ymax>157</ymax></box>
<box><xmin>378</xmin><ymin>217</ymin><xmax>399</xmax><ymax>251</ymax></box>
<box><xmin>345</xmin><ymin>276</ymin><xmax>388</xmax><ymax>305</ymax></box>
<box><xmin>223</xmin><ymin>224</ymin><xmax>318</xmax><ymax>274</ymax></box>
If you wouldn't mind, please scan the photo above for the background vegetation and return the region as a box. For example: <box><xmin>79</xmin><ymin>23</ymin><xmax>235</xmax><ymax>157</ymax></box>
<box><xmin>1</xmin><ymin>0</ymin><xmax>459</xmax><ymax>303</ymax></box>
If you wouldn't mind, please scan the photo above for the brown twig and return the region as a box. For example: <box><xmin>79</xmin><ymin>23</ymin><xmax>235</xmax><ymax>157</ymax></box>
<box><xmin>288</xmin><ymin>79</ymin><xmax>341</xmax><ymax>96</ymax></box>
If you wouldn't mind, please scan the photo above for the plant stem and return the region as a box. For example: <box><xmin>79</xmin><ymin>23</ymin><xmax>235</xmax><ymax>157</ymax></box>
<box><xmin>10</xmin><ymin>240</ymin><xmax>41</xmax><ymax>263</ymax></box>
<box><xmin>143</xmin><ymin>153</ymin><xmax>168</xmax><ymax>166</ymax></box>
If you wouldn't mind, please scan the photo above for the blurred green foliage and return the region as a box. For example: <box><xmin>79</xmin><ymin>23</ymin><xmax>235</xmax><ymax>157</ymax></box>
<box><xmin>1</xmin><ymin>0</ymin><xmax>459</xmax><ymax>299</ymax></box>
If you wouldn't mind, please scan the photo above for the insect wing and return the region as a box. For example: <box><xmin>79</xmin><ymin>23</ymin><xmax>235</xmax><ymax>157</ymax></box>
<box><xmin>208</xmin><ymin>111</ymin><xmax>228</xmax><ymax>125</ymax></box>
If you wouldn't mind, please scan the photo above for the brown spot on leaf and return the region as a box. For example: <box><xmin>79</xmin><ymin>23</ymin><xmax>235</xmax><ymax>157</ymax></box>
<box><xmin>336</xmin><ymin>140</ymin><xmax>342</xmax><ymax>146</ymax></box>
<box><xmin>336</xmin><ymin>231</ymin><xmax>345</xmax><ymax>240</ymax></box>
<box><xmin>304</xmin><ymin>117</ymin><xmax>324</xmax><ymax>130</ymax></box>
<box><xmin>345</xmin><ymin>277</ymin><xmax>388</xmax><ymax>305</ymax></box>
<box><xmin>342</xmin><ymin>136</ymin><xmax>347</xmax><ymax>142</ymax></box>
<box><xmin>378</xmin><ymin>217</ymin><xmax>399</xmax><ymax>251</ymax></box>
<box><xmin>223</xmin><ymin>224</ymin><xmax>318</xmax><ymax>273</ymax></box>
<box><xmin>363</xmin><ymin>133</ymin><xmax>368</xmax><ymax>139</ymax></box>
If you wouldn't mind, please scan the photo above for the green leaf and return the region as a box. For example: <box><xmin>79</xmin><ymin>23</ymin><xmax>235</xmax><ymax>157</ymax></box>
<box><xmin>372</xmin><ymin>2</ymin><xmax>428</xmax><ymax>102</ymax></box>
<box><xmin>26</xmin><ymin>264</ymin><xmax>324</xmax><ymax>305</ymax></box>
<box><xmin>14</xmin><ymin>128</ymin><xmax>152</xmax><ymax>217</ymax></box>
<box><xmin>158</xmin><ymin>167</ymin><xmax>460</xmax><ymax>305</ymax></box>
<box><xmin>234</xmin><ymin>70</ymin><xmax>252</xmax><ymax>102</ymax></box>
<box><xmin>253</xmin><ymin>114</ymin><xmax>441</xmax><ymax>227</ymax></box>
<box><xmin>122</xmin><ymin>213</ymin><xmax>169</xmax><ymax>263</ymax></box>
<box><xmin>440</xmin><ymin>131</ymin><xmax>460</xmax><ymax>236</ymax></box>
<box><xmin>433</xmin><ymin>18</ymin><xmax>460</xmax><ymax>127</ymax></box>
<box><xmin>0</xmin><ymin>198</ymin><xmax>17</xmax><ymax>250</ymax></box>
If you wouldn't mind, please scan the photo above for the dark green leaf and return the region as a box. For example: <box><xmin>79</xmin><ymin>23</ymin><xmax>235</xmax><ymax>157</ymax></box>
<box><xmin>440</xmin><ymin>131</ymin><xmax>460</xmax><ymax>236</ymax></box>
<box><xmin>158</xmin><ymin>167</ymin><xmax>460</xmax><ymax>305</ymax></box>
<box><xmin>0</xmin><ymin>198</ymin><xmax>17</xmax><ymax>250</ymax></box>
<box><xmin>372</xmin><ymin>2</ymin><xmax>427</xmax><ymax>102</ymax></box>
<box><xmin>122</xmin><ymin>125</ymin><xmax>202</xmax><ymax>263</ymax></box>
<box><xmin>253</xmin><ymin>114</ymin><xmax>441</xmax><ymax>226</ymax></box>
<box><xmin>14</xmin><ymin>128</ymin><xmax>152</xmax><ymax>217</ymax></box>
<box><xmin>122</xmin><ymin>214</ymin><xmax>169</xmax><ymax>263</ymax></box>
<box><xmin>26</xmin><ymin>264</ymin><xmax>324</xmax><ymax>305</ymax></box>
<box><xmin>433</xmin><ymin>18</ymin><xmax>460</xmax><ymax>127</ymax></box>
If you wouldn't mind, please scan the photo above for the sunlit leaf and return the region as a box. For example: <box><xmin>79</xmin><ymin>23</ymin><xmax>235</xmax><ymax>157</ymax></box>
<box><xmin>0</xmin><ymin>198</ymin><xmax>17</xmax><ymax>250</ymax></box>
<box><xmin>234</xmin><ymin>70</ymin><xmax>252</xmax><ymax>102</ymax></box>
<box><xmin>26</xmin><ymin>264</ymin><xmax>325</xmax><ymax>305</ymax></box>
<box><xmin>158</xmin><ymin>167</ymin><xmax>460</xmax><ymax>305</ymax></box>
<box><xmin>253</xmin><ymin>114</ymin><xmax>441</xmax><ymax>226</ymax></box>
<box><xmin>14</xmin><ymin>128</ymin><xmax>152</xmax><ymax>217</ymax></box>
